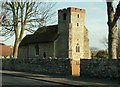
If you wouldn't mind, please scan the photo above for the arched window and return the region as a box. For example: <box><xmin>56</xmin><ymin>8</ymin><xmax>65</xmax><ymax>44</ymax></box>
<box><xmin>78</xmin><ymin>46</ymin><xmax>80</xmax><ymax>52</ymax></box>
<box><xmin>76</xmin><ymin>43</ymin><xmax>80</xmax><ymax>53</ymax></box>
<box><xmin>76</xmin><ymin>46</ymin><xmax>78</xmax><ymax>52</ymax></box>
<box><xmin>35</xmin><ymin>44</ymin><xmax>39</xmax><ymax>55</ymax></box>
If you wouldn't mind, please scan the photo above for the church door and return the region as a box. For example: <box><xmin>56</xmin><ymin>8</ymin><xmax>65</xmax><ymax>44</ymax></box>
<box><xmin>43</xmin><ymin>52</ymin><xmax>46</xmax><ymax>58</ymax></box>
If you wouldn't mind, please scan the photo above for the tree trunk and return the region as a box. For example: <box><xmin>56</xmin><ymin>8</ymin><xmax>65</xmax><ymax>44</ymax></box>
<box><xmin>13</xmin><ymin>39</ymin><xmax>20</xmax><ymax>58</ymax></box>
<box><xmin>108</xmin><ymin>25</ymin><xmax>117</xmax><ymax>59</ymax></box>
<box><xmin>106</xmin><ymin>1</ymin><xmax>118</xmax><ymax>59</ymax></box>
<box><xmin>117</xmin><ymin>31</ymin><xmax>120</xmax><ymax>58</ymax></box>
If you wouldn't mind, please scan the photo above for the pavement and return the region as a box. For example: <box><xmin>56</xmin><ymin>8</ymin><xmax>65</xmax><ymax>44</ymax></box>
<box><xmin>0</xmin><ymin>70</ymin><xmax>120</xmax><ymax>87</ymax></box>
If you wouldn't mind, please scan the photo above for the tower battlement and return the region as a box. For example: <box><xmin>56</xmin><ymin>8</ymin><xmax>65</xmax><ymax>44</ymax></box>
<box><xmin>58</xmin><ymin>7</ymin><xmax>85</xmax><ymax>13</ymax></box>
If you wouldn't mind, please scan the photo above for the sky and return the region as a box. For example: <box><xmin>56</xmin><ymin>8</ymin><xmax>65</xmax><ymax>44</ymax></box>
<box><xmin>0</xmin><ymin>1</ymin><xmax>120</xmax><ymax>50</ymax></box>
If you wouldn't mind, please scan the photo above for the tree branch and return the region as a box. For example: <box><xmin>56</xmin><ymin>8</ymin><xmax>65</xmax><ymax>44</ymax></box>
<box><xmin>106</xmin><ymin>1</ymin><xmax>114</xmax><ymax>26</ymax></box>
<box><xmin>111</xmin><ymin>1</ymin><xmax>120</xmax><ymax>28</ymax></box>
<box><xmin>19</xmin><ymin>2</ymin><xmax>25</xmax><ymax>41</ymax></box>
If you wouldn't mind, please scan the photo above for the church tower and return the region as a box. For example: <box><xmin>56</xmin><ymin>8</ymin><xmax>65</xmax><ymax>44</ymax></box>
<box><xmin>55</xmin><ymin>7</ymin><xmax>91</xmax><ymax>60</ymax></box>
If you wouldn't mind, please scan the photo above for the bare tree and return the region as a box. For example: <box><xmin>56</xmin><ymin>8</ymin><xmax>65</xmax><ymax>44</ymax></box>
<box><xmin>96</xmin><ymin>50</ymin><xmax>108</xmax><ymax>59</ymax></box>
<box><xmin>90</xmin><ymin>47</ymin><xmax>99</xmax><ymax>58</ymax></box>
<box><xmin>0</xmin><ymin>1</ymin><xmax>56</xmax><ymax>58</ymax></box>
<box><xmin>106</xmin><ymin>0</ymin><xmax>120</xmax><ymax>59</ymax></box>
<box><xmin>100</xmin><ymin>37</ymin><xmax>108</xmax><ymax>49</ymax></box>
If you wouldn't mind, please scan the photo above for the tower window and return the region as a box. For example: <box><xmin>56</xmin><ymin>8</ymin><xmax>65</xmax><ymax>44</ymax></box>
<box><xmin>76</xmin><ymin>46</ymin><xmax>78</xmax><ymax>52</ymax></box>
<box><xmin>78</xmin><ymin>46</ymin><xmax>80</xmax><ymax>52</ymax></box>
<box><xmin>76</xmin><ymin>43</ymin><xmax>80</xmax><ymax>53</ymax></box>
<box><xmin>77</xmin><ymin>23</ymin><xmax>79</xmax><ymax>26</ymax></box>
<box><xmin>77</xmin><ymin>14</ymin><xmax>80</xmax><ymax>18</ymax></box>
<box><xmin>35</xmin><ymin>44</ymin><xmax>39</xmax><ymax>55</ymax></box>
<box><xmin>63</xmin><ymin>13</ymin><xmax>66</xmax><ymax>20</ymax></box>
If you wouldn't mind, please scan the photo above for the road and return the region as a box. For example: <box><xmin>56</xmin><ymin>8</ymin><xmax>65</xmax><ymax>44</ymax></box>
<box><xmin>2</xmin><ymin>74</ymin><xmax>70</xmax><ymax>87</ymax></box>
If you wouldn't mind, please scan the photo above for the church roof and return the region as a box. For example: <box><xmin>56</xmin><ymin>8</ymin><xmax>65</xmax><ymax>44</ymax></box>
<box><xmin>20</xmin><ymin>25</ymin><xmax>59</xmax><ymax>46</ymax></box>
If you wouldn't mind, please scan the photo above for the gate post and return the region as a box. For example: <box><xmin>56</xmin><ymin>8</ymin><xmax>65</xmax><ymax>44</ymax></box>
<box><xmin>71</xmin><ymin>60</ymin><xmax>80</xmax><ymax>76</ymax></box>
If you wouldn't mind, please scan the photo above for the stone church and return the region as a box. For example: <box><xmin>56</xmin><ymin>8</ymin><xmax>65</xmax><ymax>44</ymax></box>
<box><xmin>18</xmin><ymin>7</ymin><xmax>91</xmax><ymax>60</ymax></box>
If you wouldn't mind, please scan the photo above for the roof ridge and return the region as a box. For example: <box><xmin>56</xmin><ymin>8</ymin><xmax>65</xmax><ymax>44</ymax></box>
<box><xmin>20</xmin><ymin>24</ymin><xmax>58</xmax><ymax>46</ymax></box>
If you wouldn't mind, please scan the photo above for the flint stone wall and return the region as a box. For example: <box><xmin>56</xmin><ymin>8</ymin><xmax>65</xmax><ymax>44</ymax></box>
<box><xmin>80</xmin><ymin>59</ymin><xmax>120</xmax><ymax>79</ymax></box>
<box><xmin>2</xmin><ymin>58</ymin><xmax>72</xmax><ymax>75</ymax></box>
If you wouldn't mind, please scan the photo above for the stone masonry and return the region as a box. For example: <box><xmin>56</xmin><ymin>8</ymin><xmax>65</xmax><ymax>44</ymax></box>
<box><xmin>55</xmin><ymin>7</ymin><xmax>91</xmax><ymax>60</ymax></box>
<box><xmin>80</xmin><ymin>59</ymin><xmax>120</xmax><ymax>79</ymax></box>
<box><xmin>2</xmin><ymin>58</ymin><xmax>72</xmax><ymax>75</ymax></box>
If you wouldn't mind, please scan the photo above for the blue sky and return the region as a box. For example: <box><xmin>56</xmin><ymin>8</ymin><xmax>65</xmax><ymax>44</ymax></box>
<box><xmin>1</xmin><ymin>1</ymin><xmax>120</xmax><ymax>50</ymax></box>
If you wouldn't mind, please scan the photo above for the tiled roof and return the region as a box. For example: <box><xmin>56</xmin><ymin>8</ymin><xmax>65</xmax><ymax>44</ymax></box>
<box><xmin>20</xmin><ymin>25</ymin><xmax>59</xmax><ymax>46</ymax></box>
<box><xmin>0</xmin><ymin>44</ymin><xmax>13</xmax><ymax>57</ymax></box>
